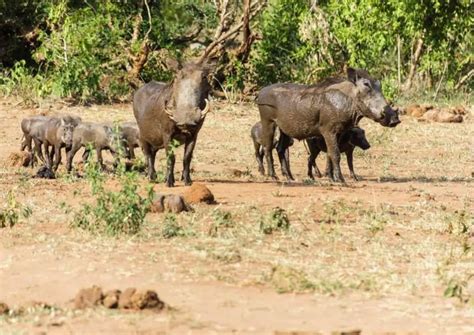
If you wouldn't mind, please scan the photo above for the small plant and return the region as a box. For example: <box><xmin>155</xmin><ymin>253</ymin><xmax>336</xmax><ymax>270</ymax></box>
<box><xmin>72</xmin><ymin>158</ymin><xmax>153</xmax><ymax>236</ymax></box>
<box><xmin>443</xmin><ymin>275</ymin><xmax>472</xmax><ymax>303</ymax></box>
<box><xmin>270</xmin><ymin>265</ymin><xmax>315</xmax><ymax>293</ymax></box>
<box><xmin>362</xmin><ymin>209</ymin><xmax>389</xmax><ymax>236</ymax></box>
<box><xmin>0</xmin><ymin>191</ymin><xmax>32</xmax><ymax>228</ymax></box>
<box><xmin>161</xmin><ymin>214</ymin><xmax>184</xmax><ymax>239</ymax></box>
<box><xmin>259</xmin><ymin>207</ymin><xmax>290</xmax><ymax>234</ymax></box>
<box><xmin>208</xmin><ymin>209</ymin><xmax>235</xmax><ymax>237</ymax></box>
<box><xmin>443</xmin><ymin>209</ymin><xmax>472</xmax><ymax>236</ymax></box>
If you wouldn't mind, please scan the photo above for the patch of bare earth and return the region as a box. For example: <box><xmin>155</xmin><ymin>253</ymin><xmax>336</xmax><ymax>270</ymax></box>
<box><xmin>0</xmin><ymin>98</ymin><xmax>473</xmax><ymax>334</ymax></box>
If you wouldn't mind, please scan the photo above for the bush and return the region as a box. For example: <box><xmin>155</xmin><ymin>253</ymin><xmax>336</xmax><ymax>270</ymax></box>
<box><xmin>72</xmin><ymin>159</ymin><xmax>153</xmax><ymax>236</ymax></box>
<box><xmin>259</xmin><ymin>207</ymin><xmax>290</xmax><ymax>234</ymax></box>
<box><xmin>0</xmin><ymin>191</ymin><xmax>32</xmax><ymax>228</ymax></box>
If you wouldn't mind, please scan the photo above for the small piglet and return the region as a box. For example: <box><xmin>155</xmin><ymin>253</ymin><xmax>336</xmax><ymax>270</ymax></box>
<box><xmin>306</xmin><ymin>127</ymin><xmax>370</xmax><ymax>181</ymax></box>
<box><xmin>250</xmin><ymin>121</ymin><xmax>293</xmax><ymax>176</ymax></box>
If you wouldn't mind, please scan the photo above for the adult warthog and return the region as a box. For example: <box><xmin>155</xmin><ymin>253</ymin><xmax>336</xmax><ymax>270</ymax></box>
<box><xmin>133</xmin><ymin>62</ymin><xmax>212</xmax><ymax>187</ymax></box>
<box><xmin>257</xmin><ymin>68</ymin><xmax>400</xmax><ymax>182</ymax></box>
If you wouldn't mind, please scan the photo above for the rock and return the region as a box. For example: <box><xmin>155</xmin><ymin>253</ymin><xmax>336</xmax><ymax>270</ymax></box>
<box><xmin>130</xmin><ymin>290</ymin><xmax>164</xmax><ymax>310</ymax></box>
<box><xmin>6</xmin><ymin>151</ymin><xmax>31</xmax><ymax>168</ymax></box>
<box><xmin>74</xmin><ymin>285</ymin><xmax>104</xmax><ymax>309</ymax></box>
<box><xmin>183</xmin><ymin>183</ymin><xmax>215</xmax><ymax>204</ymax></box>
<box><xmin>118</xmin><ymin>287</ymin><xmax>136</xmax><ymax>309</ymax></box>
<box><xmin>103</xmin><ymin>289</ymin><xmax>121</xmax><ymax>309</ymax></box>
<box><xmin>0</xmin><ymin>302</ymin><xmax>9</xmax><ymax>315</ymax></box>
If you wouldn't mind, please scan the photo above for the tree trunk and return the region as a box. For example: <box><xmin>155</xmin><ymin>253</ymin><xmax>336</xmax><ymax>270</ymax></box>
<box><xmin>403</xmin><ymin>37</ymin><xmax>423</xmax><ymax>91</ymax></box>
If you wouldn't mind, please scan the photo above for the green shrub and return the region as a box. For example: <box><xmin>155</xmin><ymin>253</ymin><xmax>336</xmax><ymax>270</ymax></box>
<box><xmin>0</xmin><ymin>191</ymin><xmax>32</xmax><ymax>228</ymax></box>
<box><xmin>72</xmin><ymin>159</ymin><xmax>153</xmax><ymax>236</ymax></box>
<box><xmin>161</xmin><ymin>214</ymin><xmax>185</xmax><ymax>239</ymax></box>
<box><xmin>259</xmin><ymin>207</ymin><xmax>290</xmax><ymax>234</ymax></box>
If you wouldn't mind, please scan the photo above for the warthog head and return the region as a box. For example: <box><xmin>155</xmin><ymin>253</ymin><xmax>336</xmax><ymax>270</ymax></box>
<box><xmin>60</xmin><ymin>120</ymin><xmax>74</xmax><ymax>148</ymax></box>
<box><xmin>349</xmin><ymin>127</ymin><xmax>371</xmax><ymax>150</ymax></box>
<box><xmin>165</xmin><ymin>63</ymin><xmax>212</xmax><ymax>130</ymax></box>
<box><xmin>348</xmin><ymin>68</ymin><xmax>400</xmax><ymax>128</ymax></box>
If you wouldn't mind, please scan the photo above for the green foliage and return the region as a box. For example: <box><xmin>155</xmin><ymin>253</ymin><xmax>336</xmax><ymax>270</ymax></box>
<box><xmin>443</xmin><ymin>275</ymin><xmax>472</xmax><ymax>303</ymax></box>
<box><xmin>0</xmin><ymin>191</ymin><xmax>32</xmax><ymax>228</ymax></box>
<box><xmin>72</xmin><ymin>159</ymin><xmax>154</xmax><ymax>236</ymax></box>
<box><xmin>0</xmin><ymin>0</ymin><xmax>471</xmax><ymax>102</ymax></box>
<box><xmin>259</xmin><ymin>207</ymin><xmax>290</xmax><ymax>234</ymax></box>
<box><xmin>209</xmin><ymin>209</ymin><xmax>235</xmax><ymax>237</ymax></box>
<box><xmin>161</xmin><ymin>213</ymin><xmax>186</xmax><ymax>238</ymax></box>
<box><xmin>251</xmin><ymin>0</ymin><xmax>310</xmax><ymax>85</ymax></box>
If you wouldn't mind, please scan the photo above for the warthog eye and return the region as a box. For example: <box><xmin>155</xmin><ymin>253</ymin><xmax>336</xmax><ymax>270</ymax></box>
<box><xmin>364</xmin><ymin>82</ymin><xmax>371</xmax><ymax>89</ymax></box>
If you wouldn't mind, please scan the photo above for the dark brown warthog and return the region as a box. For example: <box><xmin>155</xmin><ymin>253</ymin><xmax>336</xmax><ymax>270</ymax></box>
<box><xmin>66</xmin><ymin>122</ymin><xmax>119</xmax><ymax>172</ymax></box>
<box><xmin>306</xmin><ymin>127</ymin><xmax>370</xmax><ymax>181</ymax></box>
<box><xmin>250</xmin><ymin>121</ymin><xmax>293</xmax><ymax>177</ymax></box>
<box><xmin>133</xmin><ymin>62</ymin><xmax>212</xmax><ymax>187</ymax></box>
<box><xmin>257</xmin><ymin>68</ymin><xmax>400</xmax><ymax>182</ymax></box>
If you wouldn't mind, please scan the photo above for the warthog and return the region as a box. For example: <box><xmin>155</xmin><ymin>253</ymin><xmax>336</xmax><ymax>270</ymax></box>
<box><xmin>120</xmin><ymin>121</ymin><xmax>140</xmax><ymax>160</ymax></box>
<box><xmin>133</xmin><ymin>62</ymin><xmax>212</xmax><ymax>186</ymax></box>
<box><xmin>20</xmin><ymin>115</ymin><xmax>51</xmax><ymax>166</ymax></box>
<box><xmin>43</xmin><ymin>118</ymin><xmax>75</xmax><ymax>171</ymax></box>
<box><xmin>66</xmin><ymin>122</ymin><xmax>119</xmax><ymax>172</ymax></box>
<box><xmin>250</xmin><ymin>121</ymin><xmax>293</xmax><ymax>177</ymax></box>
<box><xmin>306</xmin><ymin>127</ymin><xmax>370</xmax><ymax>181</ymax></box>
<box><xmin>257</xmin><ymin>67</ymin><xmax>400</xmax><ymax>182</ymax></box>
<box><xmin>23</xmin><ymin>115</ymin><xmax>80</xmax><ymax>168</ymax></box>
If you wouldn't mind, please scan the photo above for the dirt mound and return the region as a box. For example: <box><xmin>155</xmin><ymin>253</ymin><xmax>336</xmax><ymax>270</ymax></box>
<box><xmin>74</xmin><ymin>286</ymin><xmax>165</xmax><ymax>311</ymax></box>
<box><xmin>0</xmin><ymin>302</ymin><xmax>9</xmax><ymax>315</ymax></box>
<box><xmin>74</xmin><ymin>285</ymin><xmax>104</xmax><ymax>309</ymax></box>
<box><xmin>183</xmin><ymin>183</ymin><xmax>215</xmax><ymax>204</ymax></box>
<box><xmin>150</xmin><ymin>194</ymin><xmax>193</xmax><ymax>214</ymax></box>
<box><xmin>6</xmin><ymin>151</ymin><xmax>31</xmax><ymax>167</ymax></box>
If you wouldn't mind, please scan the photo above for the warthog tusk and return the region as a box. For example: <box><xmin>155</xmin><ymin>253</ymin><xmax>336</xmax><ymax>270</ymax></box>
<box><xmin>200</xmin><ymin>99</ymin><xmax>211</xmax><ymax>119</ymax></box>
<box><xmin>165</xmin><ymin>108</ymin><xmax>175</xmax><ymax>121</ymax></box>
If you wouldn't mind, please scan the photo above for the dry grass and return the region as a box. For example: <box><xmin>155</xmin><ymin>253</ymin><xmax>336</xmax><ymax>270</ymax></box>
<box><xmin>0</xmin><ymin>98</ymin><xmax>473</xmax><ymax>332</ymax></box>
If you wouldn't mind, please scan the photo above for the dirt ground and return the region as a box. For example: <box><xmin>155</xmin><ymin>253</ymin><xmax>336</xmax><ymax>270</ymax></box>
<box><xmin>0</xmin><ymin>97</ymin><xmax>473</xmax><ymax>334</ymax></box>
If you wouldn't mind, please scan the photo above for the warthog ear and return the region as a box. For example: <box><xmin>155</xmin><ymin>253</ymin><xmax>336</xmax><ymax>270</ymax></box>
<box><xmin>347</xmin><ymin>67</ymin><xmax>358</xmax><ymax>84</ymax></box>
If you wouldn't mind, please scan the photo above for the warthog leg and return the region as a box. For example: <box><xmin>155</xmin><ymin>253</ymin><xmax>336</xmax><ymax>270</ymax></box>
<box><xmin>276</xmin><ymin>132</ymin><xmax>294</xmax><ymax>181</ymax></box>
<box><xmin>66</xmin><ymin>142</ymin><xmax>83</xmax><ymax>172</ymax></box>
<box><xmin>346</xmin><ymin>148</ymin><xmax>358</xmax><ymax>181</ymax></box>
<box><xmin>322</xmin><ymin>132</ymin><xmax>345</xmax><ymax>183</ymax></box>
<box><xmin>306</xmin><ymin>139</ymin><xmax>322</xmax><ymax>179</ymax></box>
<box><xmin>141</xmin><ymin>141</ymin><xmax>157</xmax><ymax>181</ymax></box>
<box><xmin>181</xmin><ymin>137</ymin><xmax>197</xmax><ymax>186</ymax></box>
<box><xmin>260</xmin><ymin>119</ymin><xmax>277</xmax><ymax>180</ymax></box>
<box><xmin>254</xmin><ymin>142</ymin><xmax>265</xmax><ymax>176</ymax></box>
<box><xmin>52</xmin><ymin>145</ymin><xmax>62</xmax><ymax>171</ymax></box>
<box><xmin>165</xmin><ymin>143</ymin><xmax>176</xmax><ymax>187</ymax></box>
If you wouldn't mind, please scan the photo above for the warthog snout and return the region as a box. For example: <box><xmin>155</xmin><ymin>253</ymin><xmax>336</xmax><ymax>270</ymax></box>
<box><xmin>380</xmin><ymin>105</ymin><xmax>401</xmax><ymax>128</ymax></box>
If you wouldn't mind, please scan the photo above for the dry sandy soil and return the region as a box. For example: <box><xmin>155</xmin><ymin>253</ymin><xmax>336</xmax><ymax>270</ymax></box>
<box><xmin>0</xmin><ymin>97</ymin><xmax>473</xmax><ymax>334</ymax></box>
